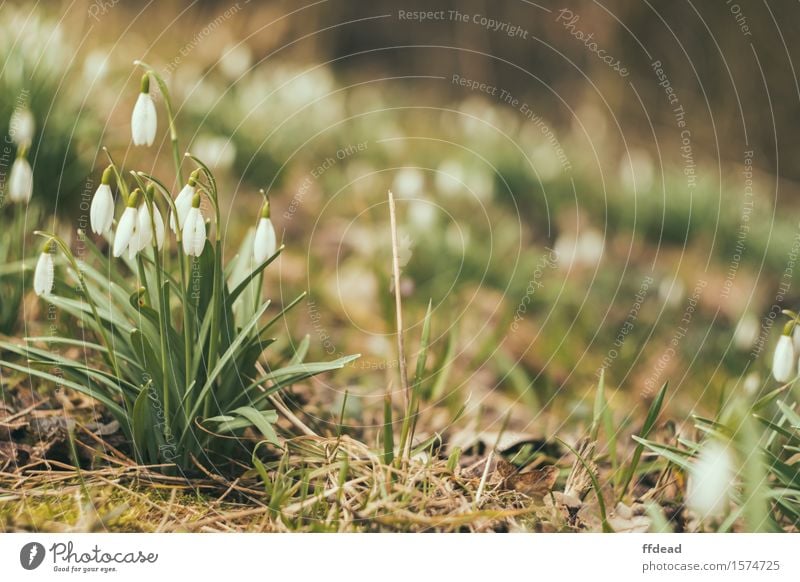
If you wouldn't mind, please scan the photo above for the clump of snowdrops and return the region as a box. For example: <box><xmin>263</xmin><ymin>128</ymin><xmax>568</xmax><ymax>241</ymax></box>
<box><xmin>0</xmin><ymin>63</ymin><xmax>357</xmax><ymax>472</ymax></box>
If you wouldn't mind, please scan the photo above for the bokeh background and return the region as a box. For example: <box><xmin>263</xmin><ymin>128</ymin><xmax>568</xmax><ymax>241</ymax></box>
<box><xmin>3</xmin><ymin>0</ymin><xmax>800</xmax><ymax>442</ymax></box>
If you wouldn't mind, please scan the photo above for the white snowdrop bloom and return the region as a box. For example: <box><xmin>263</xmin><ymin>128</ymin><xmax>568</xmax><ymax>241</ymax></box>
<box><xmin>33</xmin><ymin>248</ymin><xmax>54</xmax><ymax>297</ymax></box>
<box><xmin>8</xmin><ymin>155</ymin><xmax>33</xmax><ymax>203</ymax></box>
<box><xmin>686</xmin><ymin>440</ymin><xmax>734</xmax><ymax>519</ymax></box>
<box><xmin>170</xmin><ymin>181</ymin><xmax>195</xmax><ymax>233</ymax></box>
<box><xmin>182</xmin><ymin>205</ymin><xmax>206</xmax><ymax>257</ymax></box>
<box><xmin>90</xmin><ymin>167</ymin><xmax>115</xmax><ymax>235</ymax></box>
<box><xmin>392</xmin><ymin>168</ymin><xmax>424</xmax><ymax>198</ymax></box>
<box><xmin>90</xmin><ymin>183</ymin><xmax>114</xmax><ymax>234</ymax></box>
<box><xmin>253</xmin><ymin>216</ymin><xmax>276</xmax><ymax>264</ymax></box>
<box><xmin>152</xmin><ymin>205</ymin><xmax>165</xmax><ymax>250</ymax></box>
<box><xmin>113</xmin><ymin>204</ymin><xmax>139</xmax><ymax>258</ymax></box>
<box><xmin>772</xmin><ymin>334</ymin><xmax>795</xmax><ymax>383</ymax></box>
<box><xmin>9</xmin><ymin>107</ymin><xmax>34</xmax><ymax>146</ymax></box>
<box><xmin>131</xmin><ymin>74</ymin><xmax>157</xmax><ymax>147</ymax></box>
<box><xmin>132</xmin><ymin>203</ymin><xmax>155</xmax><ymax>253</ymax></box>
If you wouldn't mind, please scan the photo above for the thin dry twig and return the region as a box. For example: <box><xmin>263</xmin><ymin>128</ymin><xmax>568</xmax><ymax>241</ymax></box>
<box><xmin>387</xmin><ymin>189</ymin><xmax>410</xmax><ymax>409</ymax></box>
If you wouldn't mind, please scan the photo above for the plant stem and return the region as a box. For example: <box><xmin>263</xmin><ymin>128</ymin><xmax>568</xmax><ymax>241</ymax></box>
<box><xmin>387</xmin><ymin>190</ymin><xmax>410</xmax><ymax>409</ymax></box>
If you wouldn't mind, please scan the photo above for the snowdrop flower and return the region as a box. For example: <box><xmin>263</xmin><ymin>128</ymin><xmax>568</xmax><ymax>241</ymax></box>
<box><xmin>134</xmin><ymin>185</ymin><xmax>165</xmax><ymax>251</ymax></box>
<box><xmin>182</xmin><ymin>193</ymin><xmax>206</xmax><ymax>257</ymax></box>
<box><xmin>170</xmin><ymin>174</ymin><xmax>197</xmax><ymax>233</ymax></box>
<box><xmin>9</xmin><ymin>107</ymin><xmax>34</xmax><ymax>146</ymax></box>
<box><xmin>686</xmin><ymin>440</ymin><xmax>734</xmax><ymax>519</ymax></box>
<box><xmin>90</xmin><ymin>166</ymin><xmax>115</xmax><ymax>235</ymax></box>
<box><xmin>772</xmin><ymin>333</ymin><xmax>795</xmax><ymax>383</ymax></box>
<box><xmin>131</xmin><ymin>206</ymin><xmax>156</xmax><ymax>255</ymax></box>
<box><xmin>8</xmin><ymin>149</ymin><xmax>33</xmax><ymax>203</ymax></box>
<box><xmin>253</xmin><ymin>198</ymin><xmax>276</xmax><ymax>264</ymax></box>
<box><xmin>131</xmin><ymin>74</ymin><xmax>157</xmax><ymax>147</ymax></box>
<box><xmin>33</xmin><ymin>243</ymin><xmax>54</xmax><ymax>297</ymax></box>
<box><xmin>113</xmin><ymin>190</ymin><xmax>141</xmax><ymax>258</ymax></box>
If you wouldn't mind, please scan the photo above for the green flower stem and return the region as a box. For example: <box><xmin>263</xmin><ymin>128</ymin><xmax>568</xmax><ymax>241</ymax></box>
<box><xmin>133</xmin><ymin>60</ymin><xmax>183</xmax><ymax>184</ymax></box>
<box><xmin>35</xmin><ymin>232</ymin><xmax>122</xmax><ymax>381</ymax></box>
<box><xmin>136</xmin><ymin>173</ymin><xmax>194</xmax><ymax>410</ymax></box>
<box><xmin>186</xmin><ymin>155</ymin><xmax>223</xmax><ymax>427</ymax></box>
<box><xmin>102</xmin><ymin>149</ymin><xmax>130</xmax><ymax>200</ymax></box>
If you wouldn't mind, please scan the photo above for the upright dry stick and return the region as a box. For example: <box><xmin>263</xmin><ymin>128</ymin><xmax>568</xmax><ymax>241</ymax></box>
<box><xmin>388</xmin><ymin>190</ymin><xmax>411</xmax><ymax>410</ymax></box>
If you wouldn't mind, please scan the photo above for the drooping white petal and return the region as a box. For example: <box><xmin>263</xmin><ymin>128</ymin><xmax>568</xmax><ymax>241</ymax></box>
<box><xmin>792</xmin><ymin>325</ymin><xmax>800</xmax><ymax>353</ymax></box>
<box><xmin>170</xmin><ymin>184</ymin><xmax>195</xmax><ymax>232</ymax></box>
<box><xmin>33</xmin><ymin>252</ymin><xmax>54</xmax><ymax>296</ymax></box>
<box><xmin>90</xmin><ymin>184</ymin><xmax>115</xmax><ymax>235</ymax></box>
<box><xmin>113</xmin><ymin>207</ymin><xmax>138</xmax><ymax>257</ymax></box>
<box><xmin>8</xmin><ymin>157</ymin><xmax>33</xmax><ymax>203</ymax></box>
<box><xmin>133</xmin><ymin>204</ymin><xmax>154</xmax><ymax>252</ymax></box>
<box><xmin>686</xmin><ymin>440</ymin><xmax>734</xmax><ymax>519</ymax></box>
<box><xmin>182</xmin><ymin>207</ymin><xmax>206</xmax><ymax>257</ymax></box>
<box><xmin>772</xmin><ymin>334</ymin><xmax>795</xmax><ymax>383</ymax></box>
<box><xmin>253</xmin><ymin>217</ymin><xmax>276</xmax><ymax>264</ymax></box>
<box><xmin>153</xmin><ymin>205</ymin><xmax>165</xmax><ymax>249</ymax></box>
<box><xmin>131</xmin><ymin>92</ymin><xmax>157</xmax><ymax>146</ymax></box>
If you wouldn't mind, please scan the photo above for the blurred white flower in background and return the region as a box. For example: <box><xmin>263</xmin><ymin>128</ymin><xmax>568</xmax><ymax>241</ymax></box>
<box><xmin>82</xmin><ymin>49</ymin><xmax>110</xmax><ymax>84</ymax></box>
<box><xmin>529</xmin><ymin>143</ymin><xmax>562</xmax><ymax>182</ymax></box>
<box><xmin>392</xmin><ymin>168</ymin><xmax>424</xmax><ymax>198</ymax></box>
<box><xmin>435</xmin><ymin>159</ymin><xmax>464</xmax><ymax>197</ymax></box>
<box><xmin>554</xmin><ymin>229</ymin><xmax>604</xmax><ymax>270</ymax></box>
<box><xmin>658</xmin><ymin>277</ymin><xmax>686</xmax><ymax>309</ymax></box>
<box><xmin>686</xmin><ymin>440</ymin><xmax>734</xmax><ymax>519</ymax></box>
<box><xmin>742</xmin><ymin>372</ymin><xmax>761</xmax><ymax>396</ymax></box>
<box><xmin>9</xmin><ymin>107</ymin><xmax>34</xmax><ymax>146</ymax></box>
<box><xmin>733</xmin><ymin>313</ymin><xmax>760</xmax><ymax>350</ymax></box>
<box><xmin>619</xmin><ymin>147</ymin><xmax>655</xmax><ymax>193</ymax></box>
<box><xmin>192</xmin><ymin>135</ymin><xmax>236</xmax><ymax>171</ymax></box>
<box><xmin>407</xmin><ymin>199</ymin><xmax>437</xmax><ymax>230</ymax></box>
<box><xmin>8</xmin><ymin>155</ymin><xmax>33</xmax><ymax>203</ymax></box>
<box><xmin>218</xmin><ymin>43</ymin><xmax>252</xmax><ymax>79</ymax></box>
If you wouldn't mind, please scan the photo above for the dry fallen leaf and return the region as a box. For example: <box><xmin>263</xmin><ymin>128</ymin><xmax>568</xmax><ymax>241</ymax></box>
<box><xmin>497</xmin><ymin>459</ymin><xmax>559</xmax><ymax>501</ymax></box>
